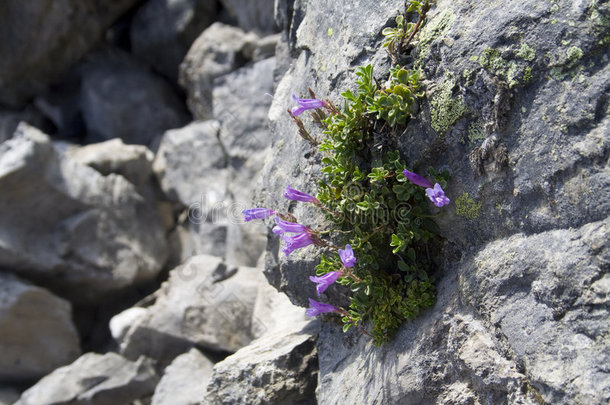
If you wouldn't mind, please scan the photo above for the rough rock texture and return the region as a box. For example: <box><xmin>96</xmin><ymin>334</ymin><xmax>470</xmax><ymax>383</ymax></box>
<box><xmin>15</xmin><ymin>352</ymin><xmax>159</xmax><ymax>405</ymax></box>
<box><xmin>154</xmin><ymin>120</ymin><xmax>227</xmax><ymax>210</ymax></box>
<box><xmin>117</xmin><ymin>255</ymin><xmax>261</xmax><ymax>360</ymax></box>
<box><xmin>151</xmin><ymin>348</ymin><xmax>214</xmax><ymax>405</ymax></box>
<box><xmin>0</xmin><ymin>273</ymin><xmax>80</xmax><ymax>383</ymax></box>
<box><xmin>219</xmin><ymin>0</ymin><xmax>277</xmax><ymax>34</ymax></box>
<box><xmin>260</xmin><ymin>0</ymin><xmax>610</xmax><ymax>404</ymax></box>
<box><xmin>67</xmin><ymin>138</ymin><xmax>155</xmax><ymax>198</ymax></box>
<box><xmin>213</xmin><ymin>57</ymin><xmax>275</xmax><ymax>159</ymax></box>
<box><xmin>130</xmin><ymin>0</ymin><xmax>218</xmax><ymax>80</ymax></box>
<box><xmin>204</xmin><ymin>321</ymin><xmax>319</xmax><ymax>405</ymax></box>
<box><xmin>0</xmin><ymin>0</ymin><xmax>139</xmax><ymax>107</ymax></box>
<box><xmin>179</xmin><ymin>22</ymin><xmax>258</xmax><ymax>119</ymax></box>
<box><xmin>80</xmin><ymin>47</ymin><xmax>190</xmax><ymax>147</ymax></box>
<box><xmin>0</xmin><ymin>124</ymin><xmax>168</xmax><ymax>302</ymax></box>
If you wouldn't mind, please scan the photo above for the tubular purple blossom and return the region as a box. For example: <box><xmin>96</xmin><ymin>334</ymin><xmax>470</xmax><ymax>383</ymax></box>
<box><xmin>284</xmin><ymin>185</ymin><xmax>320</xmax><ymax>204</ymax></box>
<box><xmin>306</xmin><ymin>298</ymin><xmax>338</xmax><ymax>316</ymax></box>
<box><xmin>403</xmin><ymin>169</ymin><xmax>434</xmax><ymax>188</ymax></box>
<box><xmin>309</xmin><ymin>271</ymin><xmax>340</xmax><ymax>295</ymax></box>
<box><xmin>242</xmin><ymin>208</ymin><xmax>275</xmax><ymax>222</ymax></box>
<box><xmin>338</xmin><ymin>244</ymin><xmax>357</xmax><ymax>268</ymax></box>
<box><xmin>291</xmin><ymin>94</ymin><xmax>325</xmax><ymax>116</ymax></box>
<box><xmin>272</xmin><ymin>217</ymin><xmax>309</xmax><ymax>235</ymax></box>
<box><xmin>425</xmin><ymin>183</ymin><xmax>450</xmax><ymax>207</ymax></box>
<box><xmin>281</xmin><ymin>232</ymin><xmax>315</xmax><ymax>256</ymax></box>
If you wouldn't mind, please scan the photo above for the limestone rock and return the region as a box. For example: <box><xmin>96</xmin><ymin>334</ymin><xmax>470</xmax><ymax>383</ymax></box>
<box><xmin>67</xmin><ymin>138</ymin><xmax>155</xmax><ymax>198</ymax></box>
<box><xmin>0</xmin><ymin>123</ymin><xmax>168</xmax><ymax>302</ymax></box>
<box><xmin>0</xmin><ymin>0</ymin><xmax>139</xmax><ymax>107</ymax></box>
<box><xmin>130</xmin><ymin>0</ymin><xmax>217</xmax><ymax>80</ymax></box>
<box><xmin>213</xmin><ymin>57</ymin><xmax>275</xmax><ymax>158</ymax></box>
<box><xmin>80</xmin><ymin>47</ymin><xmax>189</xmax><ymax>147</ymax></box>
<box><xmin>0</xmin><ymin>386</ymin><xmax>20</xmax><ymax>405</ymax></box>
<box><xmin>204</xmin><ymin>321</ymin><xmax>319</xmax><ymax>405</ymax></box>
<box><xmin>117</xmin><ymin>255</ymin><xmax>262</xmax><ymax>361</ymax></box>
<box><xmin>180</xmin><ymin>23</ymin><xmax>258</xmax><ymax>119</ymax></box>
<box><xmin>0</xmin><ymin>273</ymin><xmax>80</xmax><ymax>383</ymax></box>
<box><xmin>154</xmin><ymin>120</ymin><xmax>228</xmax><ymax>210</ymax></box>
<box><xmin>0</xmin><ymin>106</ymin><xmax>49</xmax><ymax>143</ymax></box>
<box><xmin>15</xmin><ymin>352</ymin><xmax>159</xmax><ymax>405</ymax></box>
<box><xmin>152</xmin><ymin>348</ymin><xmax>214</xmax><ymax>405</ymax></box>
<box><xmin>219</xmin><ymin>0</ymin><xmax>276</xmax><ymax>34</ymax></box>
<box><xmin>461</xmin><ymin>218</ymin><xmax>610</xmax><ymax>404</ymax></box>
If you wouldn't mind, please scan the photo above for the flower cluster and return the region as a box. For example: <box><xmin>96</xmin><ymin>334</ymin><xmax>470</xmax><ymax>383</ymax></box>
<box><xmin>242</xmin><ymin>89</ymin><xmax>451</xmax><ymax>342</ymax></box>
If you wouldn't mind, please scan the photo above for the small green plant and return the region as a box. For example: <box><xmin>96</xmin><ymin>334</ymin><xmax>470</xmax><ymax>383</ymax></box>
<box><xmin>382</xmin><ymin>1</ymin><xmax>431</xmax><ymax>62</ymax></box>
<box><xmin>244</xmin><ymin>2</ymin><xmax>450</xmax><ymax>344</ymax></box>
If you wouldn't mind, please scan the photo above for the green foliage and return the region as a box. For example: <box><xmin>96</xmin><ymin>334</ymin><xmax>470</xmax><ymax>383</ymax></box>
<box><xmin>314</xmin><ymin>64</ymin><xmax>441</xmax><ymax>344</ymax></box>
<box><xmin>382</xmin><ymin>1</ymin><xmax>431</xmax><ymax>57</ymax></box>
<box><xmin>367</xmin><ymin>67</ymin><xmax>425</xmax><ymax>127</ymax></box>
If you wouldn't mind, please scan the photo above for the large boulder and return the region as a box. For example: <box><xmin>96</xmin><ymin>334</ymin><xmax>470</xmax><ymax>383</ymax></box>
<box><xmin>15</xmin><ymin>352</ymin><xmax>159</xmax><ymax>405</ymax></box>
<box><xmin>204</xmin><ymin>321</ymin><xmax>319</xmax><ymax>405</ymax></box>
<box><xmin>0</xmin><ymin>123</ymin><xmax>168</xmax><ymax>302</ymax></box>
<box><xmin>116</xmin><ymin>255</ymin><xmax>262</xmax><ymax>361</ymax></box>
<box><xmin>130</xmin><ymin>0</ymin><xmax>217</xmax><ymax>81</ymax></box>
<box><xmin>79</xmin><ymin>47</ymin><xmax>190</xmax><ymax>147</ymax></box>
<box><xmin>0</xmin><ymin>0</ymin><xmax>139</xmax><ymax>107</ymax></box>
<box><xmin>151</xmin><ymin>348</ymin><xmax>215</xmax><ymax>405</ymax></box>
<box><xmin>0</xmin><ymin>272</ymin><xmax>80</xmax><ymax>383</ymax></box>
<box><xmin>179</xmin><ymin>23</ymin><xmax>258</xmax><ymax>119</ymax></box>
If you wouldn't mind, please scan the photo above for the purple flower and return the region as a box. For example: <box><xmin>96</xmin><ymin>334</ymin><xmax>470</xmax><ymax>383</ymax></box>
<box><xmin>403</xmin><ymin>169</ymin><xmax>434</xmax><ymax>188</ymax></box>
<box><xmin>338</xmin><ymin>244</ymin><xmax>357</xmax><ymax>268</ymax></box>
<box><xmin>281</xmin><ymin>232</ymin><xmax>315</xmax><ymax>256</ymax></box>
<box><xmin>284</xmin><ymin>185</ymin><xmax>319</xmax><ymax>204</ymax></box>
<box><xmin>309</xmin><ymin>271</ymin><xmax>340</xmax><ymax>295</ymax></box>
<box><xmin>425</xmin><ymin>183</ymin><xmax>450</xmax><ymax>207</ymax></box>
<box><xmin>242</xmin><ymin>208</ymin><xmax>275</xmax><ymax>222</ymax></box>
<box><xmin>272</xmin><ymin>217</ymin><xmax>309</xmax><ymax>235</ymax></box>
<box><xmin>306</xmin><ymin>298</ymin><xmax>338</xmax><ymax>316</ymax></box>
<box><xmin>291</xmin><ymin>94</ymin><xmax>325</xmax><ymax>116</ymax></box>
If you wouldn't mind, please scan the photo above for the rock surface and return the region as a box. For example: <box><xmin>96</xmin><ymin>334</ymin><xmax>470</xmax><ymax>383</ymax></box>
<box><xmin>152</xmin><ymin>348</ymin><xmax>214</xmax><ymax>405</ymax></box>
<box><xmin>180</xmin><ymin>22</ymin><xmax>258</xmax><ymax>119</ymax></box>
<box><xmin>16</xmin><ymin>352</ymin><xmax>158</xmax><ymax>405</ymax></box>
<box><xmin>117</xmin><ymin>255</ymin><xmax>261</xmax><ymax>360</ymax></box>
<box><xmin>0</xmin><ymin>273</ymin><xmax>80</xmax><ymax>383</ymax></box>
<box><xmin>80</xmin><ymin>47</ymin><xmax>189</xmax><ymax>147</ymax></box>
<box><xmin>260</xmin><ymin>0</ymin><xmax>610</xmax><ymax>404</ymax></box>
<box><xmin>204</xmin><ymin>321</ymin><xmax>319</xmax><ymax>405</ymax></box>
<box><xmin>219</xmin><ymin>0</ymin><xmax>277</xmax><ymax>34</ymax></box>
<box><xmin>130</xmin><ymin>0</ymin><xmax>218</xmax><ymax>80</ymax></box>
<box><xmin>67</xmin><ymin>138</ymin><xmax>155</xmax><ymax>198</ymax></box>
<box><xmin>0</xmin><ymin>124</ymin><xmax>168</xmax><ymax>302</ymax></box>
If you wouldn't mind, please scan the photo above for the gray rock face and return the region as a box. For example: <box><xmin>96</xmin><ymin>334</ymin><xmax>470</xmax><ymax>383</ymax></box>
<box><xmin>179</xmin><ymin>22</ymin><xmax>258</xmax><ymax>119</ymax></box>
<box><xmin>461</xmin><ymin>218</ymin><xmax>610</xmax><ymax>404</ymax></box>
<box><xmin>0</xmin><ymin>386</ymin><xmax>20</xmax><ymax>405</ymax></box>
<box><xmin>0</xmin><ymin>0</ymin><xmax>139</xmax><ymax>107</ymax></box>
<box><xmin>130</xmin><ymin>0</ymin><xmax>218</xmax><ymax>80</ymax></box>
<box><xmin>117</xmin><ymin>255</ymin><xmax>261</xmax><ymax>359</ymax></box>
<box><xmin>152</xmin><ymin>348</ymin><xmax>214</xmax><ymax>405</ymax></box>
<box><xmin>0</xmin><ymin>124</ymin><xmax>168</xmax><ymax>302</ymax></box>
<box><xmin>260</xmin><ymin>0</ymin><xmax>610</xmax><ymax>403</ymax></box>
<box><xmin>154</xmin><ymin>120</ymin><xmax>227</xmax><ymax>210</ymax></box>
<box><xmin>219</xmin><ymin>0</ymin><xmax>276</xmax><ymax>34</ymax></box>
<box><xmin>80</xmin><ymin>47</ymin><xmax>190</xmax><ymax>147</ymax></box>
<box><xmin>0</xmin><ymin>106</ymin><xmax>48</xmax><ymax>143</ymax></box>
<box><xmin>67</xmin><ymin>138</ymin><xmax>155</xmax><ymax>198</ymax></box>
<box><xmin>0</xmin><ymin>273</ymin><xmax>80</xmax><ymax>383</ymax></box>
<box><xmin>204</xmin><ymin>321</ymin><xmax>319</xmax><ymax>405</ymax></box>
<box><xmin>15</xmin><ymin>352</ymin><xmax>159</xmax><ymax>405</ymax></box>
<box><xmin>213</xmin><ymin>57</ymin><xmax>275</xmax><ymax>158</ymax></box>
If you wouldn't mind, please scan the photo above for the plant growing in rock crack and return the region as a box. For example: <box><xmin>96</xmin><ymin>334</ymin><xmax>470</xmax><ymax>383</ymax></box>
<box><xmin>244</xmin><ymin>2</ymin><xmax>449</xmax><ymax>344</ymax></box>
